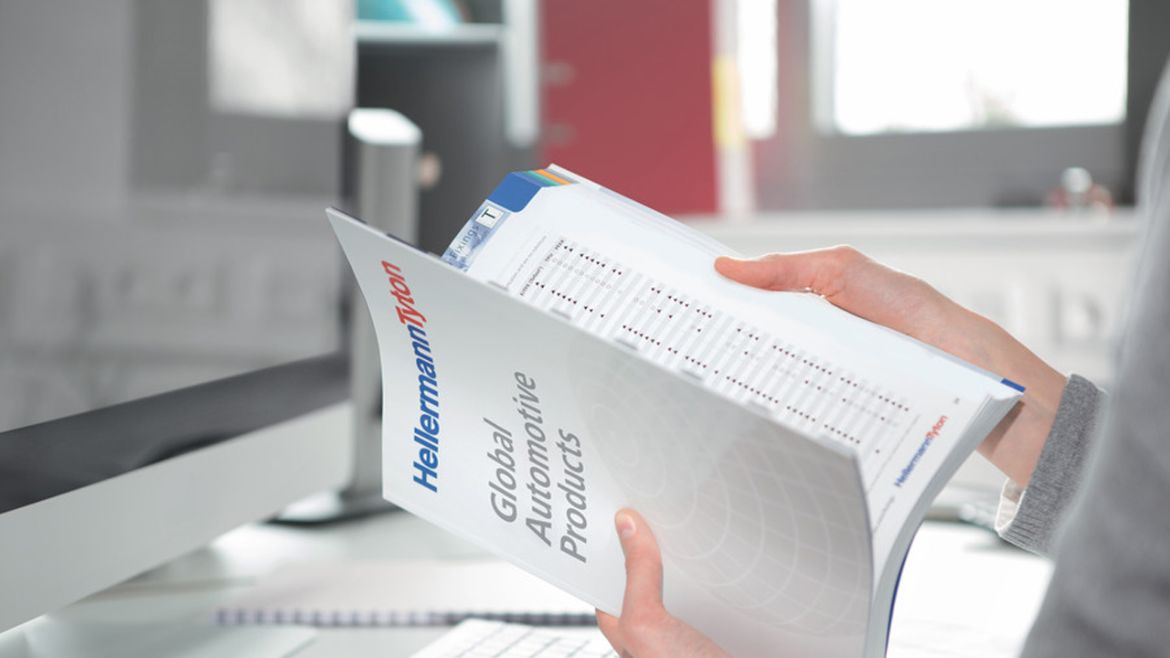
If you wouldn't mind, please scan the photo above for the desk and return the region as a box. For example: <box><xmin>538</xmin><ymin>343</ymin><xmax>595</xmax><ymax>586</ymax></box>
<box><xmin>0</xmin><ymin>512</ymin><xmax>1050</xmax><ymax>657</ymax></box>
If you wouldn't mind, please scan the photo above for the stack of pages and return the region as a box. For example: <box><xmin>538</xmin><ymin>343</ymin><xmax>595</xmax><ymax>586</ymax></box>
<box><xmin>328</xmin><ymin>165</ymin><xmax>1021</xmax><ymax>657</ymax></box>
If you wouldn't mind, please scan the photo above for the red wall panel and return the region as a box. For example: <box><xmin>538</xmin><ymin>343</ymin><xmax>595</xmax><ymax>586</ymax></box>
<box><xmin>541</xmin><ymin>0</ymin><xmax>717</xmax><ymax>214</ymax></box>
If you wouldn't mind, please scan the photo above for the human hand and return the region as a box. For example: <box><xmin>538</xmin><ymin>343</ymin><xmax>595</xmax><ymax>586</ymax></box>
<box><xmin>596</xmin><ymin>509</ymin><xmax>730</xmax><ymax>658</ymax></box>
<box><xmin>715</xmin><ymin>247</ymin><xmax>1066</xmax><ymax>487</ymax></box>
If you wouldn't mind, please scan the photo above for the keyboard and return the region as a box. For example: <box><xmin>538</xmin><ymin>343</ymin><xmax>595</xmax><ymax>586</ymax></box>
<box><xmin>411</xmin><ymin>619</ymin><xmax>618</xmax><ymax>658</ymax></box>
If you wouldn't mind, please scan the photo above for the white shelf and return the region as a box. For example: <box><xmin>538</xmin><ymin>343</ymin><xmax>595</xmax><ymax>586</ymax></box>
<box><xmin>355</xmin><ymin>21</ymin><xmax>503</xmax><ymax>47</ymax></box>
<box><xmin>684</xmin><ymin>208</ymin><xmax>1140</xmax><ymax>248</ymax></box>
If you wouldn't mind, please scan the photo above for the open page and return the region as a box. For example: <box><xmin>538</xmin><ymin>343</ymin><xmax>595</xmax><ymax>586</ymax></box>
<box><xmin>330</xmin><ymin>210</ymin><xmax>875</xmax><ymax>658</ymax></box>
<box><xmin>441</xmin><ymin>167</ymin><xmax>1022</xmax><ymax>576</ymax></box>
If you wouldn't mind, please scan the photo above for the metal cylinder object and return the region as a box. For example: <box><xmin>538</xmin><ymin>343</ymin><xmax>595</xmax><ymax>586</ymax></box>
<box><xmin>347</xmin><ymin>108</ymin><xmax>421</xmax><ymax>504</ymax></box>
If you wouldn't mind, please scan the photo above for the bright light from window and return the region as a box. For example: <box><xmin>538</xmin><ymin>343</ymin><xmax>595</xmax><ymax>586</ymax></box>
<box><xmin>738</xmin><ymin>0</ymin><xmax>779</xmax><ymax>139</ymax></box>
<box><xmin>824</xmin><ymin>0</ymin><xmax>1128</xmax><ymax>135</ymax></box>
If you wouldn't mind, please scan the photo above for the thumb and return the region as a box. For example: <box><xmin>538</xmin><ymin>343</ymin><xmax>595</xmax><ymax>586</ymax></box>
<box><xmin>615</xmin><ymin>509</ymin><xmax>665</xmax><ymax>615</ymax></box>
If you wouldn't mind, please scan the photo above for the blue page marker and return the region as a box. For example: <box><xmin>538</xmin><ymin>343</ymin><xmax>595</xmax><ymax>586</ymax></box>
<box><xmin>487</xmin><ymin>172</ymin><xmax>545</xmax><ymax>213</ymax></box>
<box><xmin>1001</xmin><ymin>378</ymin><xmax>1026</xmax><ymax>393</ymax></box>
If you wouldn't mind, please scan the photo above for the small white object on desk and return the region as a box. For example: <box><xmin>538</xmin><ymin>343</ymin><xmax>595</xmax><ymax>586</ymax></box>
<box><xmin>410</xmin><ymin>619</ymin><xmax>615</xmax><ymax>658</ymax></box>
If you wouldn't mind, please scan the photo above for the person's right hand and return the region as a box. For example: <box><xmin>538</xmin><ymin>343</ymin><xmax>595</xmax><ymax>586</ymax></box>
<box><xmin>597</xmin><ymin>509</ymin><xmax>730</xmax><ymax>658</ymax></box>
<box><xmin>715</xmin><ymin>247</ymin><xmax>1066</xmax><ymax>487</ymax></box>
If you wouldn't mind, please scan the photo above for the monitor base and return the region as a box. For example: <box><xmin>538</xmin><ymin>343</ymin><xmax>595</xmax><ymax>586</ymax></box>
<box><xmin>273</xmin><ymin>490</ymin><xmax>398</xmax><ymax>526</ymax></box>
<box><xmin>8</xmin><ymin>615</ymin><xmax>314</xmax><ymax>658</ymax></box>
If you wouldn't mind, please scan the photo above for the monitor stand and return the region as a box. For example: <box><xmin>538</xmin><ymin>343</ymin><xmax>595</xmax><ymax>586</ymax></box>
<box><xmin>274</xmin><ymin>490</ymin><xmax>397</xmax><ymax>525</ymax></box>
<box><xmin>279</xmin><ymin>107</ymin><xmax>423</xmax><ymax>529</ymax></box>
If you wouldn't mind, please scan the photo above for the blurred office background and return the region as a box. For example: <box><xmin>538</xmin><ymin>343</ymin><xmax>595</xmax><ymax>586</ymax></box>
<box><xmin>0</xmin><ymin>0</ymin><xmax>1162</xmax><ymax>490</ymax></box>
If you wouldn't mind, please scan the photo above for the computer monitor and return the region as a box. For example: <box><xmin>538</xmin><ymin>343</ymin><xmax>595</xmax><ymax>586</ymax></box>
<box><xmin>0</xmin><ymin>357</ymin><xmax>352</xmax><ymax>633</ymax></box>
<box><xmin>0</xmin><ymin>0</ymin><xmax>361</xmax><ymax>634</ymax></box>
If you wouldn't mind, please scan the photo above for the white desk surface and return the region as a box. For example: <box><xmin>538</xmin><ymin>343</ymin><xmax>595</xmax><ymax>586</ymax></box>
<box><xmin>0</xmin><ymin>512</ymin><xmax>1051</xmax><ymax>658</ymax></box>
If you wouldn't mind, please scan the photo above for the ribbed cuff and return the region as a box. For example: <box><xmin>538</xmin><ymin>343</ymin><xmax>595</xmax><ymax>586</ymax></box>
<box><xmin>997</xmin><ymin>374</ymin><xmax>1105</xmax><ymax>556</ymax></box>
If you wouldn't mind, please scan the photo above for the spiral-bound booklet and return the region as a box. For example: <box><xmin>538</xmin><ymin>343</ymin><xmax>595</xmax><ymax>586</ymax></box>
<box><xmin>328</xmin><ymin>165</ymin><xmax>1022</xmax><ymax>657</ymax></box>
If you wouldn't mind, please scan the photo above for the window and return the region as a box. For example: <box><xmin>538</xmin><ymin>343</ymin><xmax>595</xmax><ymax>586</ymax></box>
<box><xmin>751</xmin><ymin>0</ymin><xmax>1158</xmax><ymax>210</ymax></box>
<box><xmin>823</xmin><ymin>0</ymin><xmax>1128</xmax><ymax>135</ymax></box>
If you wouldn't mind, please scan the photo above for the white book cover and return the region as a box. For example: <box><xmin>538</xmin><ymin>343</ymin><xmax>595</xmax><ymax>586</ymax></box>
<box><xmin>327</xmin><ymin>166</ymin><xmax>1021</xmax><ymax>657</ymax></box>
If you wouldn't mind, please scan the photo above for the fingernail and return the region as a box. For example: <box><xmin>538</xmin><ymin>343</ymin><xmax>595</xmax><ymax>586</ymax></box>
<box><xmin>615</xmin><ymin>512</ymin><xmax>636</xmax><ymax>539</ymax></box>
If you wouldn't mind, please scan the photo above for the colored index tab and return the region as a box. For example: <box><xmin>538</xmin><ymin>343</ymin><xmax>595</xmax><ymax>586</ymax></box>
<box><xmin>532</xmin><ymin>168</ymin><xmax>574</xmax><ymax>185</ymax></box>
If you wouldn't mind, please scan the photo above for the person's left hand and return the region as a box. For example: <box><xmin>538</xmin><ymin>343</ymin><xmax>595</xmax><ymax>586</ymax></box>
<box><xmin>596</xmin><ymin>509</ymin><xmax>730</xmax><ymax>658</ymax></box>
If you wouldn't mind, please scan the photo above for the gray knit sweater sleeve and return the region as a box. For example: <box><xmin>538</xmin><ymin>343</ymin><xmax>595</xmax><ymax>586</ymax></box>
<box><xmin>995</xmin><ymin>375</ymin><xmax>1105</xmax><ymax>555</ymax></box>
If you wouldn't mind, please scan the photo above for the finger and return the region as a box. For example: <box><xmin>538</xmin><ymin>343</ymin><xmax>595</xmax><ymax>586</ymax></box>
<box><xmin>715</xmin><ymin>249</ymin><xmax>950</xmax><ymax>340</ymax></box>
<box><xmin>596</xmin><ymin>609</ymin><xmax>624</xmax><ymax>652</ymax></box>
<box><xmin>614</xmin><ymin>509</ymin><xmax>665</xmax><ymax>615</ymax></box>
<box><xmin>714</xmin><ymin>247</ymin><xmax>864</xmax><ymax>297</ymax></box>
